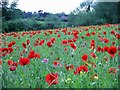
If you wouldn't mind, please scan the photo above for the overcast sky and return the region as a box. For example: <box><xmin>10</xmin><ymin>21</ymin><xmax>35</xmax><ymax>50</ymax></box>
<box><xmin>9</xmin><ymin>0</ymin><xmax>84</xmax><ymax>14</ymax></box>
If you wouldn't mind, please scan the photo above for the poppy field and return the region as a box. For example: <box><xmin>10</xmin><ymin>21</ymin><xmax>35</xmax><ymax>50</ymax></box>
<box><xmin>1</xmin><ymin>24</ymin><xmax>120</xmax><ymax>88</ymax></box>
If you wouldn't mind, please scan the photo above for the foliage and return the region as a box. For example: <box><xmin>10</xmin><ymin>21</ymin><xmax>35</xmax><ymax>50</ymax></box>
<box><xmin>68</xmin><ymin>2</ymin><xmax>119</xmax><ymax>26</ymax></box>
<box><xmin>2</xmin><ymin>18</ymin><xmax>68</xmax><ymax>33</ymax></box>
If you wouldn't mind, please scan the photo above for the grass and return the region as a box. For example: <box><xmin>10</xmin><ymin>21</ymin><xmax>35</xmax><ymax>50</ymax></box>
<box><xmin>1</xmin><ymin>23</ymin><xmax>119</xmax><ymax>88</ymax></box>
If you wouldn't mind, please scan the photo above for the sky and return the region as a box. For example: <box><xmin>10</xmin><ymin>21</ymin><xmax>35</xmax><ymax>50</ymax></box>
<box><xmin>9</xmin><ymin>0</ymin><xmax>84</xmax><ymax>14</ymax></box>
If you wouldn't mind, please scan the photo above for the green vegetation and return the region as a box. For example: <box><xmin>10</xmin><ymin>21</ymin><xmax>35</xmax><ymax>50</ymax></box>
<box><xmin>1</xmin><ymin>24</ymin><xmax>119</xmax><ymax>88</ymax></box>
<box><xmin>1</xmin><ymin>0</ymin><xmax>119</xmax><ymax>33</ymax></box>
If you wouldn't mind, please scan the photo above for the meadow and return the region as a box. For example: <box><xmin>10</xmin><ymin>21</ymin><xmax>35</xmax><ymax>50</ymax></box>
<box><xmin>1</xmin><ymin>24</ymin><xmax>120</xmax><ymax>88</ymax></box>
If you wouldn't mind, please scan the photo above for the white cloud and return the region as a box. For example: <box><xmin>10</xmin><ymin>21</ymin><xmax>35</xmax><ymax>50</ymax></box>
<box><xmin>16</xmin><ymin>0</ymin><xmax>84</xmax><ymax>14</ymax></box>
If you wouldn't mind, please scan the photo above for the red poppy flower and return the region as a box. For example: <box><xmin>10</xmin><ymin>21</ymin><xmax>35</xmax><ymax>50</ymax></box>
<box><xmin>47</xmin><ymin>41</ymin><xmax>52</xmax><ymax>47</ymax></box>
<box><xmin>116</xmin><ymin>34</ymin><xmax>120</xmax><ymax>39</ymax></box>
<box><xmin>8</xmin><ymin>41</ymin><xmax>16</xmax><ymax>47</ymax></box>
<box><xmin>97</xmin><ymin>46</ymin><xmax>101</xmax><ymax>52</ymax></box>
<box><xmin>26</xmin><ymin>39</ymin><xmax>30</xmax><ymax>45</ymax></box>
<box><xmin>103</xmin><ymin>46</ymin><xmax>109</xmax><ymax>52</ymax></box>
<box><xmin>118</xmin><ymin>46</ymin><xmax>120</xmax><ymax>50</ymax></box>
<box><xmin>28</xmin><ymin>50</ymin><xmax>40</xmax><ymax>59</ymax></box>
<box><xmin>7</xmin><ymin>60</ymin><xmax>13</xmax><ymax>66</ymax></box>
<box><xmin>108</xmin><ymin>68</ymin><xmax>116</xmax><ymax>75</ymax></box>
<box><xmin>74</xmin><ymin>65</ymin><xmax>88</xmax><ymax>75</ymax></box>
<box><xmin>11</xmin><ymin>41</ymin><xmax>16</xmax><ymax>45</ymax></box>
<box><xmin>50</xmin><ymin>38</ymin><xmax>56</xmax><ymax>44</ymax></box>
<box><xmin>12</xmin><ymin>62</ymin><xmax>18</xmax><ymax>67</ymax></box>
<box><xmin>19</xmin><ymin>57</ymin><xmax>30</xmax><ymax>66</ymax></box>
<box><xmin>90</xmin><ymin>52</ymin><xmax>97</xmax><ymax>59</ymax></box>
<box><xmin>91</xmin><ymin>31</ymin><xmax>95</xmax><ymax>35</ymax></box>
<box><xmin>70</xmin><ymin>43</ymin><xmax>76</xmax><ymax>50</ymax></box>
<box><xmin>53</xmin><ymin>61</ymin><xmax>60</xmax><ymax>67</ymax></box>
<box><xmin>90</xmin><ymin>40</ymin><xmax>95</xmax><ymax>50</ymax></box>
<box><xmin>7</xmin><ymin>47</ymin><xmax>13</xmax><ymax>53</ymax></box>
<box><xmin>39</xmin><ymin>40</ymin><xmax>44</xmax><ymax>46</ymax></box>
<box><xmin>103</xmin><ymin>31</ymin><xmax>106</xmax><ymax>35</ymax></box>
<box><xmin>46</xmin><ymin>73</ymin><xmax>58</xmax><ymax>86</ymax></box>
<box><xmin>10</xmin><ymin>66</ymin><xmax>17</xmax><ymax>71</ymax></box>
<box><xmin>62</xmin><ymin>40</ymin><xmax>68</xmax><ymax>45</ymax></box>
<box><xmin>8</xmin><ymin>42</ymin><xmax>13</xmax><ymax>47</ymax></box>
<box><xmin>81</xmin><ymin>36</ymin><xmax>84</xmax><ymax>39</ymax></box>
<box><xmin>102</xmin><ymin>38</ymin><xmax>109</xmax><ymax>43</ymax></box>
<box><xmin>68</xmin><ymin>32</ymin><xmax>71</xmax><ymax>35</ymax></box>
<box><xmin>65</xmin><ymin>64</ymin><xmax>74</xmax><ymax>71</ymax></box>
<box><xmin>0</xmin><ymin>60</ymin><xmax>2</xmax><ymax>65</ymax></box>
<box><xmin>22</xmin><ymin>42</ymin><xmax>26</xmax><ymax>48</ymax></box>
<box><xmin>57</xmin><ymin>34</ymin><xmax>61</xmax><ymax>38</ymax></box>
<box><xmin>82</xmin><ymin>54</ymin><xmax>88</xmax><ymax>62</ymax></box>
<box><xmin>112</xmin><ymin>42</ymin><xmax>115</xmax><ymax>45</ymax></box>
<box><xmin>72</xmin><ymin>30</ymin><xmax>79</xmax><ymax>36</ymax></box>
<box><xmin>48</xmin><ymin>31</ymin><xmax>53</xmax><ymax>34</ymax></box>
<box><xmin>86</xmin><ymin>32</ymin><xmax>90</xmax><ymax>37</ymax></box>
<box><xmin>111</xmin><ymin>30</ymin><xmax>116</xmax><ymax>35</ymax></box>
<box><xmin>64</xmin><ymin>48</ymin><xmax>67</xmax><ymax>51</ymax></box>
<box><xmin>36</xmin><ymin>53</ymin><xmax>40</xmax><ymax>58</ymax></box>
<box><xmin>68</xmin><ymin>39</ymin><xmax>73</xmax><ymax>43</ymax></box>
<box><xmin>98</xmin><ymin>27</ymin><xmax>101</xmax><ymax>30</ymax></box>
<box><xmin>107</xmin><ymin>46</ymin><xmax>117</xmax><ymax>58</ymax></box>
<box><xmin>72</xmin><ymin>38</ymin><xmax>77</xmax><ymax>42</ymax></box>
<box><xmin>85</xmin><ymin>28</ymin><xmax>88</xmax><ymax>31</ymax></box>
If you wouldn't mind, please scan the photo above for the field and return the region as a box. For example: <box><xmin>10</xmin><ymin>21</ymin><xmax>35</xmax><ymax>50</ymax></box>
<box><xmin>1</xmin><ymin>24</ymin><xmax>120</xmax><ymax>88</ymax></box>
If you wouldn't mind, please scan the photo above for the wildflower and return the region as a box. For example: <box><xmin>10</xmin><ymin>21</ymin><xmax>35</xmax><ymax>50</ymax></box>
<box><xmin>103</xmin><ymin>46</ymin><xmax>109</xmax><ymax>52</ymax></box>
<box><xmin>90</xmin><ymin>52</ymin><xmax>97</xmax><ymax>59</ymax></box>
<box><xmin>26</xmin><ymin>39</ymin><xmax>30</xmax><ymax>45</ymax></box>
<box><xmin>97</xmin><ymin>46</ymin><xmax>101</xmax><ymax>52</ymax></box>
<box><xmin>70</xmin><ymin>43</ymin><xmax>76</xmax><ymax>50</ymax></box>
<box><xmin>19</xmin><ymin>57</ymin><xmax>30</xmax><ymax>66</ymax></box>
<box><xmin>53</xmin><ymin>61</ymin><xmax>60</xmax><ymax>67</ymax></box>
<box><xmin>62</xmin><ymin>40</ymin><xmax>68</xmax><ymax>45</ymax></box>
<box><xmin>0</xmin><ymin>59</ymin><xmax>2</xmax><ymax>65</ymax></box>
<box><xmin>74</xmin><ymin>65</ymin><xmax>88</xmax><ymax>75</ymax></box>
<box><xmin>47</xmin><ymin>41</ymin><xmax>52</xmax><ymax>47</ymax></box>
<box><xmin>39</xmin><ymin>40</ymin><xmax>44</xmax><ymax>46</ymax></box>
<box><xmin>57</xmin><ymin>34</ymin><xmax>61</xmax><ymax>38</ymax></box>
<box><xmin>108</xmin><ymin>68</ymin><xmax>116</xmax><ymax>75</ymax></box>
<box><xmin>46</xmin><ymin>73</ymin><xmax>58</xmax><ymax>86</ymax></box>
<box><xmin>65</xmin><ymin>64</ymin><xmax>74</xmax><ymax>71</ymax></box>
<box><xmin>28</xmin><ymin>50</ymin><xmax>40</xmax><ymax>59</ymax></box>
<box><xmin>10</xmin><ymin>66</ymin><xmax>16</xmax><ymax>71</ymax></box>
<box><xmin>22</xmin><ymin>42</ymin><xmax>26</xmax><ymax>48</ymax></box>
<box><xmin>86</xmin><ymin>32</ymin><xmax>90</xmax><ymax>37</ymax></box>
<box><xmin>7</xmin><ymin>60</ymin><xmax>13</xmax><ymax>66</ymax></box>
<box><xmin>82</xmin><ymin>54</ymin><xmax>88</xmax><ymax>62</ymax></box>
<box><xmin>107</xmin><ymin>46</ymin><xmax>117</xmax><ymax>58</ymax></box>
<box><xmin>50</xmin><ymin>38</ymin><xmax>56</xmax><ymax>44</ymax></box>
<box><xmin>102</xmin><ymin>38</ymin><xmax>109</xmax><ymax>43</ymax></box>
<box><xmin>41</xmin><ymin>58</ymin><xmax>49</xmax><ymax>63</ymax></box>
<box><xmin>90</xmin><ymin>40</ymin><xmax>95</xmax><ymax>50</ymax></box>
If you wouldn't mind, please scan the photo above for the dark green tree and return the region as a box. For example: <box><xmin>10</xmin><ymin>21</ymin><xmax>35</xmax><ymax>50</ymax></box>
<box><xmin>2</xmin><ymin>0</ymin><xmax>23</xmax><ymax>21</ymax></box>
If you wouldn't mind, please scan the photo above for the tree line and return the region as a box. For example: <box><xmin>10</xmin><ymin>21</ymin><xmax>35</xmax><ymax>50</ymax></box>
<box><xmin>1</xmin><ymin>0</ymin><xmax>120</xmax><ymax>33</ymax></box>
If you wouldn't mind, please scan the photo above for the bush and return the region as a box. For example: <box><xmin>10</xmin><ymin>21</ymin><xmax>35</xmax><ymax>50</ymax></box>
<box><xmin>94</xmin><ymin>18</ymin><xmax>107</xmax><ymax>25</ymax></box>
<box><xmin>2</xmin><ymin>18</ymin><xmax>69</xmax><ymax>33</ymax></box>
<box><xmin>2</xmin><ymin>19</ymin><xmax>26</xmax><ymax>32</ymax></box>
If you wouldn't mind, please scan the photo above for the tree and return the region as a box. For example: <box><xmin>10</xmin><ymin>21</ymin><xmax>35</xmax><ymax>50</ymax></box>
<box><xmin>68</xmin><ymin>0</ymin><xmax>119</xmax><ymax>26</ymax></box>
<box><xmin>2</xmin><ymin>0</ymin><xmax>23</xmax><ymax>21</ymax></box>
<box><xmin>93</xmin><ymin>2</ymin><xmax>118</xmax><ymax>23</ymax></box>
<box><xmin>80</xmin><ymin>0</ymin><xmax>95</xmax><ymax>12</ymax></box>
